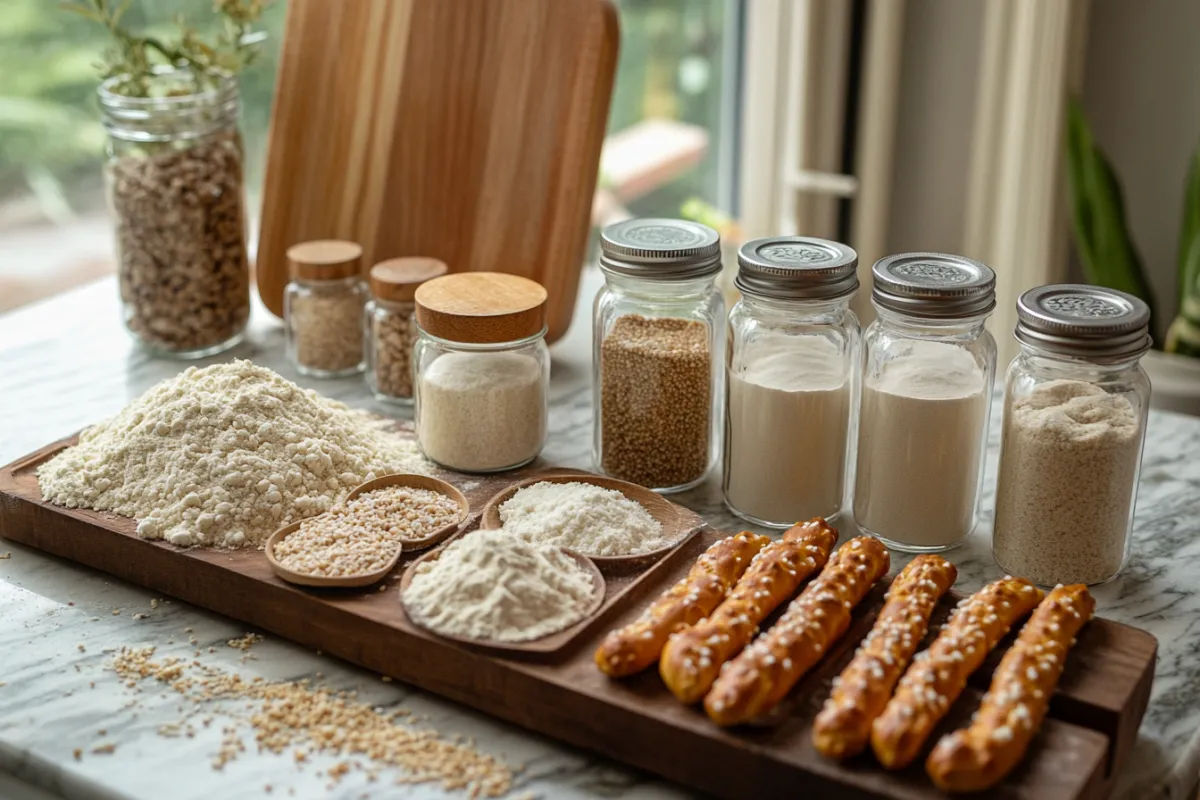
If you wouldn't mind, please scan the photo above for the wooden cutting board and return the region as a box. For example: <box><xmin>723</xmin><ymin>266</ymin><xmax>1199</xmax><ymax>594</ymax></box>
<box><xmin>255</xmin><ymin>0</ymin><xmax>619</xmax><ymax>343</ymax></box>
<box><xmin>0</xmin><ymin>436</ymin><xmax>1157</xmax><ymax>799</ymax></box>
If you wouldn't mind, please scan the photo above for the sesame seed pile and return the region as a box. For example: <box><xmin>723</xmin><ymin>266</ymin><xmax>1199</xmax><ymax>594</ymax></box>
<box><xmin>108</xmin><ymin>646</ymin><xmax>513</xmax><ymax>796</ymax></box>
<box><xmin>274</xmin><ymin>486</ymin><xmax>463</xmax><ymax>578</ymax></box>
<box><xmin>600</xmin><ymin>315</ymin><xmax>712</xmax><ymax>489</ymax></box>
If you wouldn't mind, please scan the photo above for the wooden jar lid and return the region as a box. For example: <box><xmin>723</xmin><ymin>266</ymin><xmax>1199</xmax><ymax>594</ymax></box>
<box><xmin>415</xmin><ymin>272</ymin><xmax>548</xmax><ymax>344</ymax></box>
<box><xmin>369</xmin><ymin>257</ymin><xmax>449</xmax><ymax>303</ymax></box>
<box><xmin>287</xmin><ymin>240</ymin><xmax>363</xmax><ymax>281</ymax></box>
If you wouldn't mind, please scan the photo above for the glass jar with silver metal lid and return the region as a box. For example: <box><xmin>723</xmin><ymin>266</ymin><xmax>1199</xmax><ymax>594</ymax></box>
<box><xmin>723</xmin><ymin>236</ymin><xmax>860</xmax><ymax>527</ymax></box>
<box><xmin>992</xmin><ymin>284</ymin><xmax>1151</xmax><ymax>586</ymax></box>
<box><xmin>593</xmin><ymin>218</ymin><xmax>725</xmax><ymax>492</ymax></box>
<box><xmin>853</xmin><ymin>252</ymin><xmax>998</xmax><ymax>552</ymax></box>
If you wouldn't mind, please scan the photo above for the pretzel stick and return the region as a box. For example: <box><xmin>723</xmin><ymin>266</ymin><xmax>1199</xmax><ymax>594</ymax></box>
<box><xmin>813</xmin><ymin>554</ymin><xmax>958</xmax><ymax>759</ymax></box>
<box><xmin>659</xmin><ymin>518</ymin><xmax>838</xmax><ymax>704</ymax></box>
<box><xmin>594</xmin><ymin>532</ymin><xmax>770</xmax><ymax>677</ymax></box>
<box><xmin>704</xmin><ymin>536</ymin><xmax>890</xmax><ymax>727</ymax></box>
<box><xmin>870</xmin><ymin>576</ymin><xmax>1044</xmax><ymax>770</ymax></box>
<box><xmin>926</xmin><ymin>584</ymin><xmax>1095</xmax><ymax>793</ymax></box>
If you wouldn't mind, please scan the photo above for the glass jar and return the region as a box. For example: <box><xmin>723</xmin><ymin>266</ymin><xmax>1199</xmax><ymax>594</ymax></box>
<box><xmin>853</xmin><ymin>253</ymin><xmax>998</xmax><ymax>552</ymax></box>
<box><xmin>724</xmin><ymin>237</ymin><xmax>860</xmax><ymax>527</ymax></box>
<box><xmin>366</xmin><ymin>257</ymin><xmax>448</xmax><ymax>404</ymax></box>
<box><xmin>593</xmin><ymin>218</ymin><xmax>725</xmax><ymax>493</ymax></box>
<box><xmin>414</xmin><ymin>272</ymin><xmax>550</xmax><ymax>473</ymax></box>
<box><xmin>993</xmin><ymin>285</ymin><xmax>1151</xmax><ymax>586</ymax></box>
<box><xmin>99</xmin><ymin>68</ymin><xmax>250</xmax><ymax>358</ymax></box>
<box><xmin>284</xmin><ymin>240</ymin><xmax>369</xmax><ymax>378</ymax></box>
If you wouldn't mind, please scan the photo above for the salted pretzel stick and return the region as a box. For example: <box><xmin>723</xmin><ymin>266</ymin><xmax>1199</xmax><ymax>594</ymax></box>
<box><xmin>594</xmin><ymin>532</ymin><xmax>770</xmax><ymax>677</ymax></box>
<box><xmin>927</xmin><ymin>584</ymin><xmax>1095</xmax><ymax>793</ymax></box>
<box><xmin>659</xmin><ymin>518</ymin><xmax>838</xmax><ymax>704</ymax></box>
<box><xmin>871</xmin><ymin>576</ymin><xmax>1044</xmax><ymax>770</ymax></box>
<box><xmin>705</xmin><ymin>536</ymin><xmax>890</xmax><ymax>727</ymax></box>
<box><xmin>813</xmin><ymin>554</ymin><xmax>958</xmax><ymax>759</ymax></box>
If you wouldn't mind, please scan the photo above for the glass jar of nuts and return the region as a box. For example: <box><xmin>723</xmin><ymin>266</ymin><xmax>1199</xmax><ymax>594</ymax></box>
<box><xmin>365</xmin><ymin>257</ymin><xmax>448</xmax><ymax>403</ymax></box>
<box><xmin>284</xmin><ymin>240</ymin><xmax>369</xmax><ymax>378</ymax></box>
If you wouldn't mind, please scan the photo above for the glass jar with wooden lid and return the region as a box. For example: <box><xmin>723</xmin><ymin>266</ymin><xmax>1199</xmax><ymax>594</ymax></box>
<box><xmin>365</xmin><ymin>257</ymin><xmax>448</xmax><ymax>404</ymax></box>
<box><xmin>284</xmin><ymin>240</ymin><xmax>369</xmax><ymax>378</ymax></box>
<box><xmin>413</xmin><ymin>272</ymin><xmax>550</xmax><ymax>473</ymax></box>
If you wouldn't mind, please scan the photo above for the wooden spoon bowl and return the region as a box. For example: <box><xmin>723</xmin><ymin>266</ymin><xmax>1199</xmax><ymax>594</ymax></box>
<box><xmin>265</xmin><ymin>520</ymin><xmax>402</xmax><ymax>589</ymax></box>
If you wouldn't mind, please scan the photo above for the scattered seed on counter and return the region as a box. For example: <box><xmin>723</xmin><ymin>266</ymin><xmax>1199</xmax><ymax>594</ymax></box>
<box><xmin>226</xmin><ymin>632</ymin><xmax>263</xmax><ymax>651</ymax></box>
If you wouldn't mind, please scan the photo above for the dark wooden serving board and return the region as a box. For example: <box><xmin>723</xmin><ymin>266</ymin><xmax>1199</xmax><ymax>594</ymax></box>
<box><xmin>1</xmin><ymin>438</ymin><xmax>1156</xmax><ymax>799</ymax></box>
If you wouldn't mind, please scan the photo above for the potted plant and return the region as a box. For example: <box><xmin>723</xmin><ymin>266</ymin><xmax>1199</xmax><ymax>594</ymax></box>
<box><xmin>1066</xmin><ymin>99</ymin><xmax>1200</xmax><ymax>414</ymax></box>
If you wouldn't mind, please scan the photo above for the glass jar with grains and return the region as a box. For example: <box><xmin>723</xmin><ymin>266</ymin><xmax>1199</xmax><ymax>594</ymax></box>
<box><xmin>593</xmin><ymin>218</ymin><xmax>725</xmax><ymax>493</ymax></box>
<box><xmin>365</xmin><ymin>257</ymin><xmax>448</xmax><ymax>404</ymax></box>
<box><xmin>284</xmin><ymin>240</ymin><xmax>369</xmax><ymax>378</ymax></box>
<box><xmin>853</xmin><ymin>253</ymin><xmax>997</xmax><ymax>552</ymax></box>
<box><xmin>724</xmin><ymin>237</ymin><xmax>860</xmax><ymax>527</ymax></box>
<box><xmin>414</xmin><ymin>272</ymin><xmax>550</xmax><ymax>473</ymax></box>
<box><xmin>992</xmin><ymin>285</ymin><xmax>1151</xmax><ymax>586</ymax></box>
<box><xmin>100</xmin><ymin>68</ymin><xmax>250</xmax><ymax>358</ymax></box>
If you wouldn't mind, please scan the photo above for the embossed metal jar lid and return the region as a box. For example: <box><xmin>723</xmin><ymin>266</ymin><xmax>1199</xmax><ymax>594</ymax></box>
<box><xmin>1015</xmin><ymin>284</ymin><xmax>1151</xmax><ymax>359</ymax></box>
<box><xmin>734</xmin><ymin>236</ymin><xmax>858</xmax><ymax>301</ymax></box>
<box><xmin>871</xmin><ymin>252</ymin><xmax>996</xmax><ymax>318</ymax></box>
<box><xmin>599</xmin><ymin>218</ymin><xmax>722</xmax><ymax>280</ymax></box>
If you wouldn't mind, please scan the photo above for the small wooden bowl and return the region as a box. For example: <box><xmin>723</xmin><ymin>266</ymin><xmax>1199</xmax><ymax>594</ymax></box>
<box><xmin>344</xmin><ymin>473</ymin><xmax>470</xmax><ymax>552</ymax></box>
<box><xmin>479</xmin><ymin>473</ymin><xmax>683</xmax><ymax>568</ymax></box>
<box><xmin>265</xmin><ymin>520</ymin><xmax>402</xmax><ymax>588</ymax></box>
<box><xmin>398</xmin><ymin>539</ymin><xmax>606</xmax><ymax>654</ymax></box>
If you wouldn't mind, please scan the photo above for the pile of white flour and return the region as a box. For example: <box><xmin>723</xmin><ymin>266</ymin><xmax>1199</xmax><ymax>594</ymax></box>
<box><xmin>403</xmin><ymin>529</ymin><xmax>596</xmax><ymax>642</ymax></box>
<box><xmin>498</xmin><ymin>480</ymin><xmax>668</xmax><ymax>556</ymax></box>
<box><xmin>37</xmin><ymin>361</ymin><xmax>427</xmax><ymax>548</ymax></box>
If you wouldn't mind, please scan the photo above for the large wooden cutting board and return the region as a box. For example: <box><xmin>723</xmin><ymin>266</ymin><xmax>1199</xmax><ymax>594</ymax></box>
<box><xmin>255</xmin><ymin>0</ymin><xmax>620</xmax><ymax>343</ymax></box>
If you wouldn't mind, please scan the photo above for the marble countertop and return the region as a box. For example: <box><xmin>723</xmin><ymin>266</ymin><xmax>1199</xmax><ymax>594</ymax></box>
<box><xmin>2</xmin><ymin>273</ymin><xmax>1199</xmax><ymax>800</ymax></box>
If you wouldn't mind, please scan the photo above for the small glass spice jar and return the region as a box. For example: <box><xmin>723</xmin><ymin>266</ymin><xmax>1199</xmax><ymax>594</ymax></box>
<box><xmin>414</xmin><ymin>272</ymin><xmax>550</xmax><ymax>473</ymax></box>
<box><xmin>284</xmin><ymin>240</ymin><xmax>369</xmax><ymax>378</ymax></box>
<box><xmin>365</xmin><ymin>257</ymin><xmax>448</xmax><ymax>404</ymax></box>
<box><xmin>992</xmin><ymin>285</ymin><xmax>1151</xmax><ymax>586</ymax></box>
<box><xmin>593</xmin><ymin>218</ymin><xmax>725</xmax><ymax>493</ymax></box>
<box><xmin>853</xmin><ymin>253</ymin><xmax>997</xmax><ymax>552</ymax></box>
<box><xmin>724</xmin><ymin>237</ymin><xmax>860</xmax><ymax>527</ymax></box>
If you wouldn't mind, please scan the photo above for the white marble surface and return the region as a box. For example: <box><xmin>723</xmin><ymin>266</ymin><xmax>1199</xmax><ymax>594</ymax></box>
<box><xmin>2</xmin><ymin>273</ymin><xmax>1200</xmax><ymax>799</ymax></box>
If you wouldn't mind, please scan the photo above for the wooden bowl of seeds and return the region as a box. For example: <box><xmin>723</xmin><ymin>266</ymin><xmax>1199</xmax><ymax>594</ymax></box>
<box><xmin>344</xmin><ymin>473</ymin><xmax>469</xmax><ymax>551</ymax></box>
<box><xmin>265</xmin><ymin>520</ymin><xmax>403</xmax><ymax>588</ymax></box>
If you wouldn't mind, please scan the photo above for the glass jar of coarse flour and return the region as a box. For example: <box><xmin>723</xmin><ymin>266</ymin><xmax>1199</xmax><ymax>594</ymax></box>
<box><xmin>724</xmin><ymin>236</ymin><xmax>860</xmax><ymax>527</ymax></box>
<box><xmin>853</xmin><ymin>253</ymin><xmax>997</xmax><ymax>552</ymax></box>
<box><xmin>413</xmin><ymin>272</ymin><xmax>550</xmax><ymax>473</ymax></box>
<box><xmin>593</xmin><ymin>218</ymin><xmax>726</xmax><ymax>493</ymax></box>
<box><xmin>284</xmin><ymin>240</ymin><xmax>369</xmax><ymax>378</ymax></box>
<box><xmin>992</xmin><ymin>285</ymin><xmax>1151</xmax><ymax>586</ymax></box>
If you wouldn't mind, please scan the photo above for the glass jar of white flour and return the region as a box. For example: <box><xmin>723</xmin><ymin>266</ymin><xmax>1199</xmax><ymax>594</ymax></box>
<box><xmin>413</xmin><ymin>272</ymin><xmax>549</xmax><ymax>473</ymax></box>
<box><xmin>853</xmin><ymin>253</ymin><xmax>997</xmax><ymax>551</ymax></box>
<box><xmin>992</xmin><ymin>285</ymin><xmax>1151</xmax><ymax>586</ymax></box>
<box><xmin>723</xmin><ymin>236</ymin><xmax>860</xmax><ymax>527</ymax></box>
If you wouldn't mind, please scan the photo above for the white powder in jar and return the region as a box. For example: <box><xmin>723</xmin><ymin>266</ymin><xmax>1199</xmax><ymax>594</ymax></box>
<box><xmin>992</xmin><ymin>379</ymin><xmax>1142</xmax><ymax>585</ymax></box>
<box><xmin>854</xmin><ymin>340</ymin><xmax>988</xmax><ymax>548</ymax></box>
<box><xmin>724</xmin><ymin>335</ymin><xmax>850</xmax><ymax>524</ymax></box>
<box><xmin>416</xmin><ymin>351</ymin><xmax>546</xmax><ymax>472</ymax></box>
<box><xmin>403</xmin><ymin>529</ymin><xmax>596</xmax><ymax>642</ymax></box>
<box><xmin>498</xmin><ymin>480</ymin><xmax>668</xmax><ymax>557</ymax></box>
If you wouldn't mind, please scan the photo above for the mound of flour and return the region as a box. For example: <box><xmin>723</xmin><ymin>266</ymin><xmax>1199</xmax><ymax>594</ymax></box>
<box><xmin>498</xmin><ymin>480</ymin><xmax>668</xmax><ymax>556</ymax></box>
<box><xmin>38</xmin><ymin>361</ymin><xmax>427</xmax><ymax>548</ymax></box>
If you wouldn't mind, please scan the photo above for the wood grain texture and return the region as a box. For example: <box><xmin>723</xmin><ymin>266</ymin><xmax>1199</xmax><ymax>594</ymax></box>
<box><xmin>0</xmin><ymin>438</ymin><xmax>1156</xmax><ymax>799</ymax></box>
<box><xmin>256</xmin><ymin>0</ymin><xmax>620</xmax><ymax>343</ymax></box>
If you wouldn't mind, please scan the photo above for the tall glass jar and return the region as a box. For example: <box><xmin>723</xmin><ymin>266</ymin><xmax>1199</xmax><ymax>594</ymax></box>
<box><xmin>724</xmin><ymin>237</ymin><xmax>860</xmax><ymax>527</ymax></box>
<box><xmin>593</xmin><ymin>218</ymin><xmax>725</xmax><ymax>493</ymax></box>
<box><xmin>993</xmin><ymin>285</ymin><xmax>1151</xmax><ymax>586</ymax></box>
<box><xmin>366</xmin><ymin>257</ymin><xmax>448</xmax><ymax>404</ymax></box>
<box><xmin>414</xmin><ymin>272</ymin><xmax>550</xmax><ymax>473</ymax></box>
<box><xmin>99</xmin><ymin>69</ymin><xmax>250</xmax><ymax>357</ymax></box>
<box><xmin>853</xmin><ymin>253</ymin><xmax>997</xmax><ymax>552</ymax></box>
<box><xmin>284</xmin><ymin>240</ymin><xmax>368</xmax><ymax>378</ymax></box>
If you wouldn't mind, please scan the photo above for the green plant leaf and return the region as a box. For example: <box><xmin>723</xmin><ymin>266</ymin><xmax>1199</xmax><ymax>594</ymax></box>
<box><xmin>1178</xmin><ymin>140</ymin><xmax>1200</xmax><ymax>299</ymax></box>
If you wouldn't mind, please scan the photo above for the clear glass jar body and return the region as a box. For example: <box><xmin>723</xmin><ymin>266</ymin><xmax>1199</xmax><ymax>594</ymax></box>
<box><xmin>853</xmin><ymin>307</ymin><xmax>997</xmax><ymax>551</ymax></box>
<box><xmin>365</xmin><ymin>298</ymin><xmax>418</xmax><ymax>403</ymax></box>
<box><xmin>414</xmin><ymin>331</ymin><xmax>550</xmax><ymax>473</ymax></box>
<box><xmin>284</xmin><ymin>276</ymin><xmax>369</xmax><ymax>378</ymax></box>
<box><xmin>723</xmin><ymin>295</ymin><xmax>860</xmax><ymax>527</ymax></box>
<box><xmin>99</xmin><ymin>70</ymin><xmax>250</xmax><ymax>358</ymax></box>
<box><xmin>992</xmin><ymin>346</ymin><xmax>1149</xmax><ymax>585</ymax></box>
<box><xmin>593</xmin><ymin>271</ymin><xmax>725</xmax><ymax>492</ymax></box>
